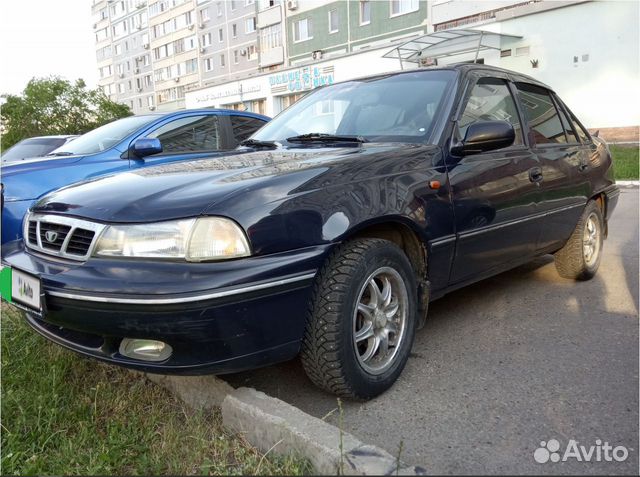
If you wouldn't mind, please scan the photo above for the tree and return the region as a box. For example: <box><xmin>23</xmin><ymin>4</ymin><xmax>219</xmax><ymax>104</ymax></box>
<box><xmin>0</xmin><ymin>77</ymin><xmax>132</xmax><ymax>151</ymax></box>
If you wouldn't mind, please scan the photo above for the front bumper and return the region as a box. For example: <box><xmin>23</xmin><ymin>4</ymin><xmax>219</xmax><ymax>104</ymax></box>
<box><xmin>2</xmin><ymin>242</ymin><xmax>331</xmax><ymax>374</ymax></box>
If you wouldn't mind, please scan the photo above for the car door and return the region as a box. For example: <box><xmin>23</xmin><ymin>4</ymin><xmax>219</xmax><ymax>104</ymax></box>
<box><xmin>513</xmin><ymin>83</ymin><xmax>586</xmax><ymax>252</ymax></box>
<box><xmin>446</xmin><ymin>74</ymin><xmax>541</xmax><ymax>284</ymax></box>
<box><xmin>129</xmin><ymin>113</ymin><xmax>229</xmax><ymax>168</ymax></box>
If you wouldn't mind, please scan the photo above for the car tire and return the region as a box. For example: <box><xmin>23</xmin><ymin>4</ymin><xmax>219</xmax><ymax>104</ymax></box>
<box><xmin>554</xmin><ymin>200</ymin><xmax>604</xmax><ymax>280</ymax></box>
<box><xmin>301</xmin><ymin>238</ymin><xmax>418</xmax><ymax>400</ymax></box>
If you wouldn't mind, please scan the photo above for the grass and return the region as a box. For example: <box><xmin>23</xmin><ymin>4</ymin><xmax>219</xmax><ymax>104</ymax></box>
<box><xmin>0</xmin><ymin>305</ymin><xmax>311</xmax><ymax>476</ymax></box>
<box><xmin>610</xmin><ymin>145</ymin><xmax>639</xmax><ymax>180</ymax></box>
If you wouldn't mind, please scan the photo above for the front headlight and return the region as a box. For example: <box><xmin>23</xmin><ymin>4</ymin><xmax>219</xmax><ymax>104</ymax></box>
<box><xmin>94</xmin><ymin>217</ymin><xmax>251</xmax><ymax>261</ymax></box>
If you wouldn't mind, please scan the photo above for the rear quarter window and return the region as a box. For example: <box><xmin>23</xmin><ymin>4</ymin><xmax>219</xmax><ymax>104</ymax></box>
<box><xmin>515</xmin><ymin>83</ymin><xmax>567</xmax><ymax>145</ymax></box>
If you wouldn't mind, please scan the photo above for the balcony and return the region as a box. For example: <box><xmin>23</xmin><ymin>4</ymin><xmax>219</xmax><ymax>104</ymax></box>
<box><xmin>257</xmin><ymin>5</ymin><xmax>281</xmax><ymax>28</ymax></box>
<box><xmin>259</xmin><ymin>46</ymin><xmax>284</xmax><ymax>68</ymax></box>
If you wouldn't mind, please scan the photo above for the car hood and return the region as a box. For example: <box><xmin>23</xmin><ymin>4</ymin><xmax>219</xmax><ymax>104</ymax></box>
<box><xmin>2</xmin><ymin>155</ymin><xmax>85</xmax><ymax>201</ymax></box>
<box><xmin>33</xmin><ymin>144</ymin><xmax>438</xmax><ymax>223</ymax></box>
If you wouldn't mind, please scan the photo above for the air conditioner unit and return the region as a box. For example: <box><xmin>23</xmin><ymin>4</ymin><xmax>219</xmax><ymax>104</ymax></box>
<box><xmin>137</xmin><ymin>87</ymin><xmax>143</xmax><ymax>92</ymax></box>
<box><xmin>240</xmin><ymin>48</ymin><xmax>247</xmax><ymax>56</ymax></box>
<box><xmin>134</xmin><ymin>67</ymin><xmax>140</xmax><ymax>73</ymax></box>
<box><xmin>174</xmin><ymin>77</ymin><xmax>180</xmax><ymax>83</ymax></box>
<box><xmin>93</xmin><ymin>23</ymin><xmax>98</xmax><ymax>29</ymax></box>
<box><xmin>149</xmin><ymin>105</ymin><xmax>156</xmax><ymax>111</ymax></box>
<box><xmin>136</xmin><ymin>55</ymin><xmax>144</xmax><ymax>61</ymax></box>
<box><xmin>199</xmin><ymin>47</ymin><xmax>206</xmax><ymax>53</ymax></box>
<box><xmin>118</xmin><ymin>73</ymin><xmax>125</xmax><ymax>78</ymax></box>
<box><xmin>136</xmin><ymin>24</ymin><xmax>143</xmax><ymax>30</ymax></box>
<box><xmin>311</xmin><ymin>50</ymin><xmax>323</xmax><ymax>60</ymax></box>
<box><xmin>188</xmin><ymin>24</ymin><xmax>195</xmax><ymax>30</ymax></box>
<box><xmin>198</xmin><ymin>23</ymin><xmax>206</xmax><ymax>29</ymax></box>
<box><xmin>287</xmin><ymin>0</ymin><xmax>298</xmax><ymax>10</ymax></box>
<box><xmin>136</xmin><ymin>1</ymin><xmax>145</xmax><ymax>8</ymax></box>
<box><xmin>143</xmin><ymin>43</ymin><xmax>150</xmax><ymax>49</ymax></box>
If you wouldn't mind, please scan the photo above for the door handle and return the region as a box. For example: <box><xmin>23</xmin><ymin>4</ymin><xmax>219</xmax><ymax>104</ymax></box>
<box><xmin>529</xmin><ymin>167</ymin><xmax>543</xmax><ymax>183</ymax></box>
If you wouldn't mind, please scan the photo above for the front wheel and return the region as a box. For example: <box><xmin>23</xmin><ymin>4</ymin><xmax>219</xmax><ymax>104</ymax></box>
<box><xmin>301</xmin><ymin>238</ymin><xmax>418</xmax><ymax>400</ymax></box>
<box><xmin>554</xmin><ymin>200</ymin><xmax>604</xmax><ymax>280</ymax></box>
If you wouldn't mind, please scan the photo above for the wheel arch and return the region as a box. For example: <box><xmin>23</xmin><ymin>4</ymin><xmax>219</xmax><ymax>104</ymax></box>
<box><xmin>338</xmin><ymin>217</ymin><xmax>430</xmax><ymax>328</ymax></box>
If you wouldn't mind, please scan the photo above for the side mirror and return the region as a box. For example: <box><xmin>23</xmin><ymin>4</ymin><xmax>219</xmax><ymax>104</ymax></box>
<box><xmin>452</xmin><ymin>120</ymin><xmax>515</xmax><ymax>156</ymax></box>
<box><xmin>132</xmin><ymin>138</ymin><xmax>162</xmax><ymax>158</ymax></box>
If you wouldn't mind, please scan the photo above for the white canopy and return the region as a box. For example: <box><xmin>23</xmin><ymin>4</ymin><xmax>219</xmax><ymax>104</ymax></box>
<box><xmin>383</xmin><ymin>29</ymin><xmax>522</xmax><ymax>67</ymax></box>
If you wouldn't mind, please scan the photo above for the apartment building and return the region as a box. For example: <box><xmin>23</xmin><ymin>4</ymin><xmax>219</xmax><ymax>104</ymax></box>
<box><xmin>92</xmin><ymin>0</ymin><xmax>261</xmax><ymax>113</ymax></box>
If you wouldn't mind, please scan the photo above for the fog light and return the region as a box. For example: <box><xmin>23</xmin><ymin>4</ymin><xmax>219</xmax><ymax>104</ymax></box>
<box><xmin>119</xmin><ymin>338</ymin><xmax>172</xmax><ymax>362</ymax></box>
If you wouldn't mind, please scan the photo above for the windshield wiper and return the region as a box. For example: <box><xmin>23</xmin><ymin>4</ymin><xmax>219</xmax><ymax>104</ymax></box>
<box><xmin>239</xmin><ymin>139</ymin><xmax>278</xmax><ymax>149</ymax></box>
<box><xmin>286</xmin><ymin>133</ymin><xmax>368</xmax><ymax>144</ymax></box>
<box><xmin>45</xmin><ymin>151</ymin><xmax>74</xmax><ymax>156</ymax></box>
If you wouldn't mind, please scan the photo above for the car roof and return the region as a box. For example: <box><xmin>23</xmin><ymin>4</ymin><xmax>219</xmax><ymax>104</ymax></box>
<box><xmin>142</xmin><ymin>108</ymin><xmax>270</xmax><ymax>121</ymax></box>
<box><xmin>22</xmin><ymin>135</ymin><xmax>78</xmax><ymax>140</ymax></box>
<box><xmin>337</xmin><ymin>63</ymin><xmax>553</xmax><ymax>92</ymax></box>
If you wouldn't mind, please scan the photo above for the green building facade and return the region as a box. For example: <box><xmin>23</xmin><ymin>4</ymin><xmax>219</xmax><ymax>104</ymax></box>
<box><xmin>286</xmin><ymin>1</ymin><xmax>428</xmax><ymax>63</ymax></box>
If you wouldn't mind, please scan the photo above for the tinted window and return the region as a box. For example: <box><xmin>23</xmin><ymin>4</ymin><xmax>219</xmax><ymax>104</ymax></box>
<box><xmin>561</xmin><ymin>101</ymin><xmax>590</xmax><ymax>143</ymax></box>
<box><xmin>147</xmin><ymin>115</ymin><xmax>219</xmax><ymax>153</ymax></box>
<box><xmin>458</xmin><ymin>77</ymin><xmax>523</xmax><ymax>146</ymax></box>
<box><xmin>230</xmin><ymin>116</ymin><xmax>266</xmax><ymax>145</ymax></box>
<box><xmin>516</xmin><ymin>83</ymin><xmax>566</xmax><ymax>145</ymax></box>
<box><xmin>555</xmin><ymin>100</ymin><xmax>579</xmax><ymax>143</ymax></box>
<box><xmin>2</xmin><ymin>137</ymin><xmax>67</xmax><ymax>162</ymax></box>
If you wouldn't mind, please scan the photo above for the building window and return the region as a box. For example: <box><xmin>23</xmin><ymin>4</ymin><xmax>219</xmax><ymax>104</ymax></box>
<box><xmin>218</xmin><ymin>28</ymin><xmax>224</xmax><ymax>42</ymax></box>
<box><xmin>114</xmin><ymin>44</ymin><xmax>122</xmax><ymax>55</ymax></box>
<box><xmin>148</xmin><ymin>96</ymin><xmax>154</xmax><ymax>107</ymax></box>
<box><xmin>293</xmin><ymin>18</ymin><xmax>312</xmax><ymax>42</ymax></box>
<box><xmin>245</xmin><ymin>0</ymin><xmax>255</xmax><ymax>5</ymax></box>
<box><xmin>234</xmin><ymin>50</ymin><xmax>239</xmax><ymax>64</ymax></box>
<box><xmin>390</xmin><ymin>0</ymin><xmax>419</xmax><ymax>17</ymax></box>
<box><xmin>232</xmin><ymin>23</ymin><xmax>237</xmax><ymax>38</ymax></box>
<box><xmin>359</xmin><ymin>1</ymin><xmax>371</xmax><ymax>25</ymax></box>
<box><xmin>200</xmin><ymin>8</ymin><xmax>210</xmax><ymax>22</ymax></box>
<box><xmin>230</xmin><ymin>0</ymin><xmax>236</xmax><ymax>10</ymax></box>
<box><xmin>246</xmin><ymin>17</ymin><xmax>256</xmax><ymax>33</ymax></box>
<box><xmin>201</xmin><ymin>32</ymin><xmax>212</xmax><ymax>47</ymax></box>
<box><xmin>328</xmin><ymin>8</ymin><xmax>339</xmax><ymax>33</ymax></box>
<box><xmin>220</xmin><ymin>54</ymin><xmax>225</xmax><ymax>66</ymax></box>
<box><xmin>204</xmin><ymin>57</ymin><xmax>213</xmax><ymax>71</ymax></box>
<box><xmin>247</xmin><ymin>44</ymin><xmax>257</xmax><ymax>60</ymax></box>
<box><xmin>217</xmin><ymin>2</ymin><xmax>222</xmax><ymax>16</ymax></box>
<box><xmin>260</xmin><ymin>23</ymin><xmax>282</xmax><ymax>52</ymax></box>
<box><xmin>118</xmin><ymin>83</ymin><xmax>125</xmax><ymax>94</ymax></box>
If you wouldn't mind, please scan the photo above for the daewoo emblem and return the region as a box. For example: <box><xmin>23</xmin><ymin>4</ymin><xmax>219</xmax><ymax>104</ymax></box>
<box><xmin>44</xmin><ymin>231</ymin><xmax>58</xmax><ymax>243</ymax></box>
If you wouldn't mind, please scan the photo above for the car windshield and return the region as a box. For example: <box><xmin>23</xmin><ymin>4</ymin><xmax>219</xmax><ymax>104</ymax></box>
<box><xmin>1</xmin><ymin>137</ymin><xmax>69</xmax><ymax>162</ymax></box>
<box><xmin>48</xmin><ymin>115</ymin><xmax>158</xmax><ymax>156</ymax></box>
<box><xmin>253</xmin><ymin>70</ymin><xmax>456</xmax><ymax>144</ymax></box>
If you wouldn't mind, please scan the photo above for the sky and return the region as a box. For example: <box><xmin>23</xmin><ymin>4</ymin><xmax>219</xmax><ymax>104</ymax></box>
<box><xmin>0</xmin><ymin>0</ymin><xmax>98</xmax><ymax>96</ymax></box>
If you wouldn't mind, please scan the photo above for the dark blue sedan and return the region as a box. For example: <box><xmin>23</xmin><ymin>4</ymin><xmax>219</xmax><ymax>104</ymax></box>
<box><xmin>1</xmin><ymin>65</ymin><xmax>618</xmax><ymax>399</ymax></box>
<box><xmin>1</xmin><ymin>109</ymin><xmax>269</xmax><ymax>244</ymax></box>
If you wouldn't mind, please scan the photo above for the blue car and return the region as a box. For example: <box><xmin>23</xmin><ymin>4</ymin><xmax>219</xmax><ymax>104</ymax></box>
<box><xmin>1</xmin><ymin>109</ymin><xmax>269</xmax><ymax>244</ymax></box>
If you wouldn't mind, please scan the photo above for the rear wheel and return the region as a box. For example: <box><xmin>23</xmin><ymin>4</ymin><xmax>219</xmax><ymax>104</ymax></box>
<box><xmin>301</xmin><ymin>238</ymin><xmax>418</xmax><ymax>399</ymax></box>
<box><xmin>554</xmin><ymin>200</ymin><xmax>604</xmax><ymax>280</ymax></box>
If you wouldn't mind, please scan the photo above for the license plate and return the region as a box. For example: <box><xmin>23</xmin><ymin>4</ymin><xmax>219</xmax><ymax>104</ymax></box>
<box><xmin>0</xmin><ymin>267</ymin><xmax>42</xmax><ymax>311</ymax></box>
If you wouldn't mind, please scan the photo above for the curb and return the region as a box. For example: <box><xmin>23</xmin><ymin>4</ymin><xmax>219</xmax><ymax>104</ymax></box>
<box><xmin>144</xmin><ymin>374</ymin><xmax>426</xmax><ymax>475</ymax></box>
<box><xmin>616</xmin><ymin>180</ymin><xmax>639</xmax><ymax>187</ymax></box>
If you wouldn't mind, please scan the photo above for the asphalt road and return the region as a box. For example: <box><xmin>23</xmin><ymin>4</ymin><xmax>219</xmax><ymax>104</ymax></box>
<box><xmin>226</xmin><ymin>186</ymin><xmax>639</xmax><ymax>475</ymax></box>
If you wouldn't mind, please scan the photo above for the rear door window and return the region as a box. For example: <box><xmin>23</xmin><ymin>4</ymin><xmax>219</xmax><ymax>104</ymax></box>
<box><xmin>458</xmin><ymin>77</ymin><xmax>524</xmax><ymax>146</ymax></box>
<box><xmin>515</xmin><ymin>83</ymin><xmax>567</xmax><ymax>145</ymax></box>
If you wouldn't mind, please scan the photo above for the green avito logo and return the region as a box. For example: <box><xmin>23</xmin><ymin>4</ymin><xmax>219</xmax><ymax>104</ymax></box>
<box><xmin>0</xmin><ymin>267</ymin><xmax>12</xmax><ymax>302</ymax></box>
